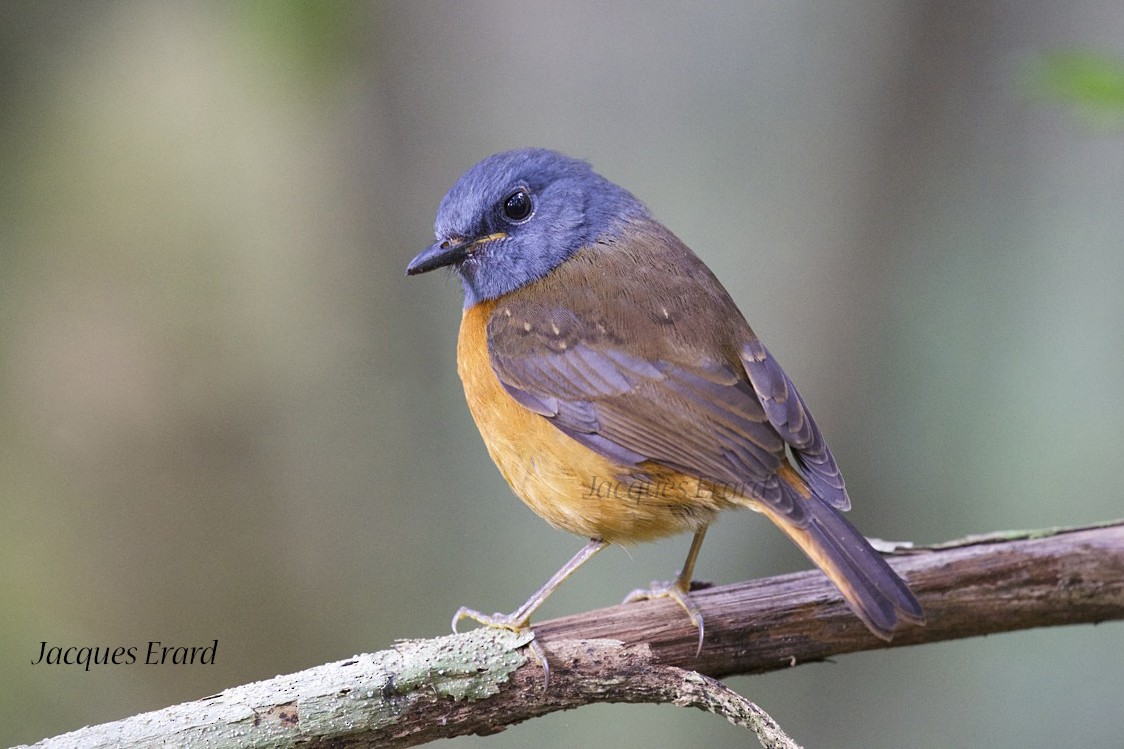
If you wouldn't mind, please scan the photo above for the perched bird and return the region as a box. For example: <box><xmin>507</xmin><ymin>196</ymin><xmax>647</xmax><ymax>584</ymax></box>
<box><xmin>407</xmin><ymin>148</ymin><xmax>923</xmax><ymax>673</ymax></box>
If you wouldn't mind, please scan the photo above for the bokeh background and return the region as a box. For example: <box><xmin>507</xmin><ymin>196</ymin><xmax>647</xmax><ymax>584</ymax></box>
<box><xmin>3</xmin><ymin>2</ymin><xmax>1123</xmax><ymax>747</ymax></box>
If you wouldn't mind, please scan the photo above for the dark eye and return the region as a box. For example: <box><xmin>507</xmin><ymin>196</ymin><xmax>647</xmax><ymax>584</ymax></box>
<box><xmin>501</xmin><ymin>189</ymin><xmax>534</xmax><ymax>223</ymax></box>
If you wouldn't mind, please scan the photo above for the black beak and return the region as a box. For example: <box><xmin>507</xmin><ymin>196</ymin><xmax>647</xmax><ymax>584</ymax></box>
<box><xmin>406</xmin><ymin>232</ymin><xmax>507</xmax><ymax>276</ymax></box>
<box><xmin>406</xmin><ymin>237</ymin><xmax>470</xmax><ymax>276</ymax></box>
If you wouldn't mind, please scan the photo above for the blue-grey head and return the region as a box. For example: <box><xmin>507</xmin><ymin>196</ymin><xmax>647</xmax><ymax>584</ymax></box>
<box><xmin>406</xmin><ymin>148</ymin><xmax>650</xmax><ymax>306</ymax></box>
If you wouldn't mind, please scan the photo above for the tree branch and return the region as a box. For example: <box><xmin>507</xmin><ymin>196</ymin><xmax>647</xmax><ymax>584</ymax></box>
<box><xmin>20</xmin><ymin>522</ymin><xmax>1124</xmax><ymax>748</ymax></box>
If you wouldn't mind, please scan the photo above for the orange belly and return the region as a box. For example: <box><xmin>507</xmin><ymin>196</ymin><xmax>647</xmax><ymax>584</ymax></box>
<box><xmin>457</xmin><ymin>300</ymin><xmax>723</xmax><ymax>543</ymax></box>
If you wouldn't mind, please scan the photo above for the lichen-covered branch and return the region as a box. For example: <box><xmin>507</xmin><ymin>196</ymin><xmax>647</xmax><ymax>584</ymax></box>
<box><xmin>19</xmin><ymin>522</ymin><xmax>1124</xmax><ymax>749</ymax></box>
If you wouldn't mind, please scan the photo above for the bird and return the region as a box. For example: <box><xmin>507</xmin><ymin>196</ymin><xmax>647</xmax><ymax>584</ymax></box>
<box><xmin>406</xmin><ymin>148</ymin><xmax>923</xmax><ymax>676</ymax></box>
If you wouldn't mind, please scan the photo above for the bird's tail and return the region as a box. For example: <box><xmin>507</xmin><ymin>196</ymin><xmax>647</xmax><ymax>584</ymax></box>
<box><xmin>752</xmin><ymin>474</ymin><xmax>924</xmax><ymax>639</ymax></box>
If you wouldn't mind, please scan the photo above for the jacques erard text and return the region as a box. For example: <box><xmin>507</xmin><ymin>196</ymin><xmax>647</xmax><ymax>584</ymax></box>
<box><xmin>32</xmin><ymin>640</ymin><xmax>218</xmax><ymax>670</ymax></box>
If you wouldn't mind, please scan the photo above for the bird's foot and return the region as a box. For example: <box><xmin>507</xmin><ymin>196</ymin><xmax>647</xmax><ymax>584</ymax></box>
<box><xmin>623</xmin><ymin>580</ymin><xmax>706</xmax><ymax>655</ymax></box>
<box><xmin>451</xmin><ymin>607</ymin><xmax>551</xmax><ymax>688</ymax></box>
<box><xmin>451</xmin><ymin>605</ymin><xmax>529</xmax><ymax>634</ymax></box>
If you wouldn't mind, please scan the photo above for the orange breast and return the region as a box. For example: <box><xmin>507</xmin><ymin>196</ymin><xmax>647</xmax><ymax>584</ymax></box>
<box><xmin>457</xmin><ymin>300</ymin><xmax>721</xmax><ymax>544</ymax></box>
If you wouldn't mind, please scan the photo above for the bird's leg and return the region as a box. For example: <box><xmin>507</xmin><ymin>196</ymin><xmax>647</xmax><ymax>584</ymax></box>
<box><xmin>452</xmin><ymin>537</ymin><xmax>607</xmax><ymax>686</ymax></box>
<box><xmin>451</xmin><ymin>537</ymin><xmax>607</xmax><ymax>632</ymax></box>
<box><xmin>623</xmin><ymin>525</ymin><xmax>708</xmax><ymax>654</ymax></box>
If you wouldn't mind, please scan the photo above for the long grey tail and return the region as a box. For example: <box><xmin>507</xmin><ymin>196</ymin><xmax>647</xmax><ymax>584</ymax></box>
<box><xmin>759</xmin><ymin>495</ymin><xmax>924</xmax><ymax>639</ymax></box>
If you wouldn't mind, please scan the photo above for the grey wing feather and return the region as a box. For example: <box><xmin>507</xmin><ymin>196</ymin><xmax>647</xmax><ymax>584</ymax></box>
<box><xmin>741</xmin><ymin>339</ymin><xmax>849</xmax><ymax>510</ymax></box>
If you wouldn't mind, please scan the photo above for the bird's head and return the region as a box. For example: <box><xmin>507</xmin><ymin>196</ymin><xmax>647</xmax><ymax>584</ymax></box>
<box><xmin>407</xmin><ymin>148</ymin><xmax>648</xmax><ymax>306</ymax></box>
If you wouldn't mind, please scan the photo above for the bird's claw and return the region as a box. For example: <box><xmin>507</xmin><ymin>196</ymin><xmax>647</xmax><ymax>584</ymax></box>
<box><xmin>623</xmin><ymin>580</ymin><xmax>706</xmax><ymax>655</ymax></box>
<box><xmin>450</xmin><ymin>606</ymin><xmax>552</xmax><ymax>688</ymax></box>
<box><xmin>451</xmin><ymin>606</ymin><xmax>528</xmax><ymax>634</ymax></box>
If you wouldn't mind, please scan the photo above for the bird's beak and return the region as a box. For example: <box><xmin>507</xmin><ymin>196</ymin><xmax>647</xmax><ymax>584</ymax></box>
<box><xmin>406</xmin><ymin>233</ymin><xmax>506</xmax><ymax>276</ymax></box>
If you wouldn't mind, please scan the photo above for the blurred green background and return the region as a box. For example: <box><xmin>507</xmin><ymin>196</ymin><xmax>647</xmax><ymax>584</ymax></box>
<box><xmin>2</xmin><ymin>2</ymin><xmax>1122</xmax><ymax>747</ymax></box>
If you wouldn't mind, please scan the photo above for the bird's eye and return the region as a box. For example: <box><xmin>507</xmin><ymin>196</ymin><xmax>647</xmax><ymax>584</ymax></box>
<box><xmin>501</xmin><ymin>189</ymin><xmax>534</xmax><ymax>223</ymax></box>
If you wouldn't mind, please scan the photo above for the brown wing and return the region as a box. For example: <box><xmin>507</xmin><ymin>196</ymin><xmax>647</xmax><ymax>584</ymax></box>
<box><xmin>486</xmin><ymin>222</ymin><xmax>848</xmax><ymax>524</ymax></box>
